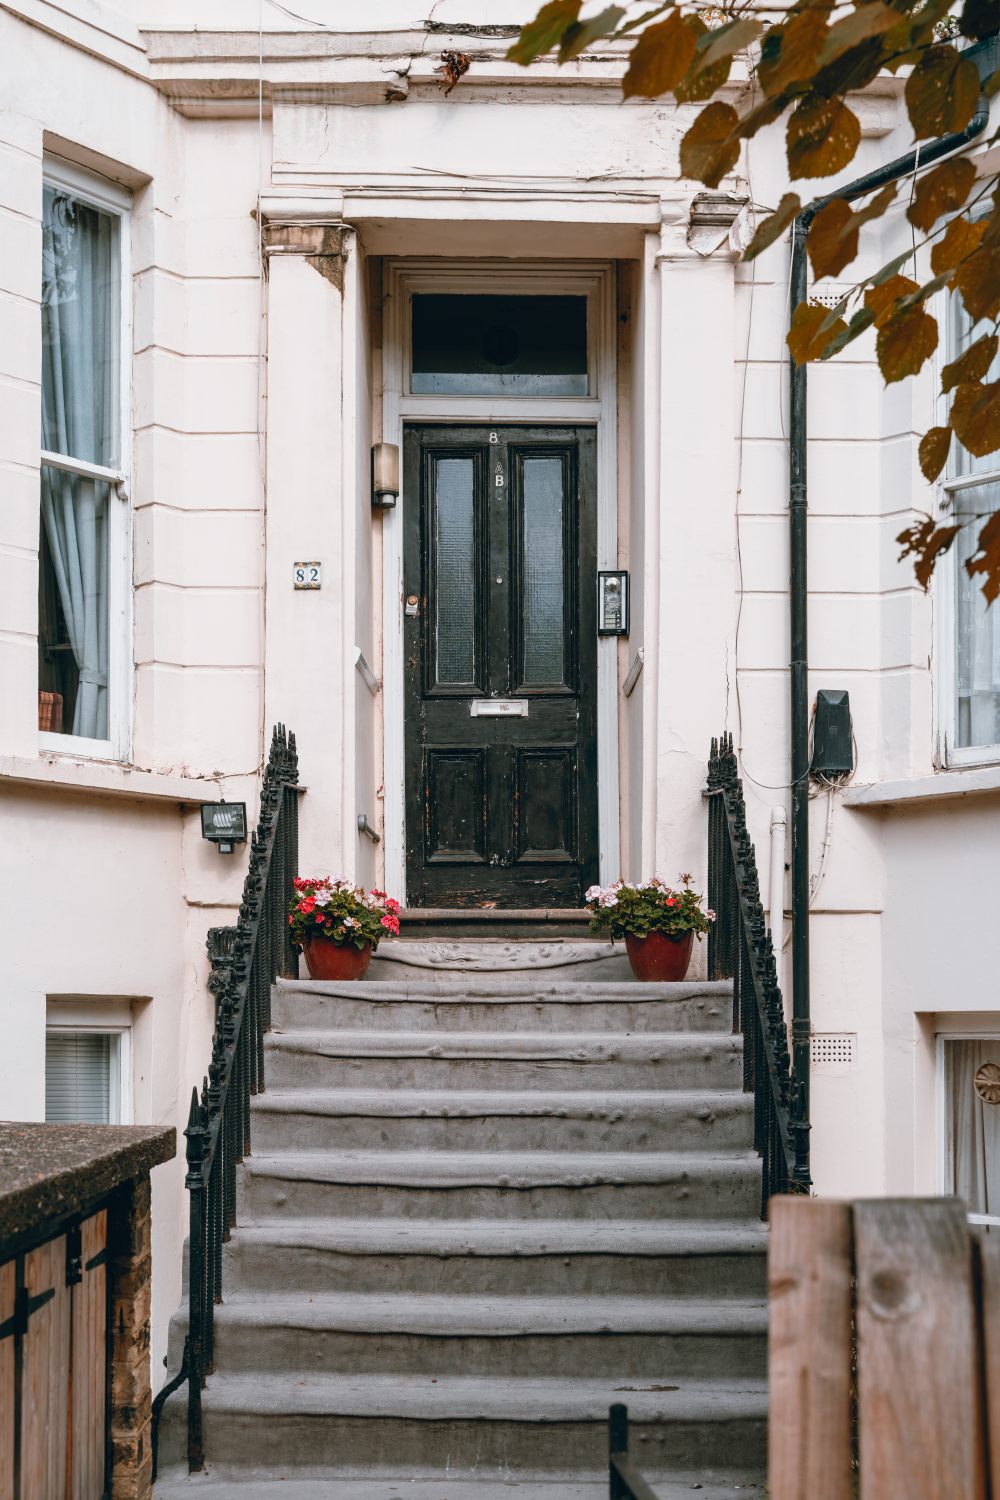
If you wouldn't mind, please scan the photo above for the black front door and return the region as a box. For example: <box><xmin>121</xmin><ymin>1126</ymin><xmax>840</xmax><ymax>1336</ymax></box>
<box><xmin>404</xmin><ymin>423</ymin><xmax>598</xmax><ymax>908</ymax></box>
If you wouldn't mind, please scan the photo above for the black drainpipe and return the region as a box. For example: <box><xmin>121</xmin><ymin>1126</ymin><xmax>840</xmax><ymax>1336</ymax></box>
<box><xmin>787</xmin><ymin>43</ymin><xmax>994</xmax><ymax>1188</ymax></box>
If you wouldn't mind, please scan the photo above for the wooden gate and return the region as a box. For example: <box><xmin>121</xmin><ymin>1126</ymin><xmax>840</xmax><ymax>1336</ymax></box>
<box><xmin>0</xmin><ymin>1208</ymin><xmax>108</xmax><ymax>1500</ymax></box>
<box><xmin>770</xmin><ymin>1195</ymin><xmax>1000</xmax><ymax>1499</ymax></box>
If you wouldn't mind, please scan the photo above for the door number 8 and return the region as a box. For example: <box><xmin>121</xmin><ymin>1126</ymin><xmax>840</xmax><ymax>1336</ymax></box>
<box><xmin>293</xmin><ymin>561</ymin><xmax>322</xmax><ymax>590</ymax></box>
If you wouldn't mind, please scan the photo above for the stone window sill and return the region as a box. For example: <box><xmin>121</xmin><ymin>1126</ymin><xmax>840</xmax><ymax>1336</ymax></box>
<box><xmin>843</xmin><ymin>764</ymin><xmax>1000</xmax><ymax>809</ymax></box>
<box><xmin>0</xmin><ymin>753</ymin><xmax>222</xmax><ymax>806</ymax></box>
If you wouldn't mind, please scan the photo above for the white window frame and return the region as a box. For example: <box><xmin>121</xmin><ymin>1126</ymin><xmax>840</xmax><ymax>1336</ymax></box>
<box><xmin>935</xmin><ymin>283</ymin><xmax>1000</xmax><ymax>767</ymax></box>
<box><xmin>39</xmin><ymin>154</ymin><xmax>132</xmax><ymax>764</ymax></box>
<box><xmin>936</xmin><ymin>1028</ymin><xmax>1000</xmax><ymax>1229</ymax></box>
<box><xmin>45</xmin><ymin>997</ymin><xmax>134</xmax><ymax>1125</ymax></box>
<box><xmin>380</xmin><ymin>259</ymin><xmax>621</xmax><ymax>903</ymax></box>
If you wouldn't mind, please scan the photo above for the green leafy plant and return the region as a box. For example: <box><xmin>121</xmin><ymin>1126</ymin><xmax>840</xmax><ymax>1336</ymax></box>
<box><xmin>586</xmin><ymin>874</ymin><xmax>716</xmax><ymax>942</ymax></box>
<box><xmin>288</xmin><ymin>878</ymin><xmax>401</xmax><ymax>952</ymax></box>
<box><xmin>510</xmin><ymin>0</ymin><xmax>1000</xmax><ymax>600</ymax></box>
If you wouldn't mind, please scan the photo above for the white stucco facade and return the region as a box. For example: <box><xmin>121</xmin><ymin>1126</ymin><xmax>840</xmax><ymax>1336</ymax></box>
<box><xmin>3</xmin><ymin>0</ymin><xmax>1000</xmax><ymax>1380</ymax></box>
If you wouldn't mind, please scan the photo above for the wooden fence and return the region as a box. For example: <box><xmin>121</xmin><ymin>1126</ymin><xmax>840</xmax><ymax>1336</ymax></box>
<box><xmin>770</xmin><ymin>1195</ymin><xmax>999</xmax><ymax>1500</ymax></box>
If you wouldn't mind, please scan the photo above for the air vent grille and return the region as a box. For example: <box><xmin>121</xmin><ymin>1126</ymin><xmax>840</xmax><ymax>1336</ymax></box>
<box><xmin>813</xmin><ymin>1033</ymin><xmax>856</xmax><ymax>1068</ymax></box>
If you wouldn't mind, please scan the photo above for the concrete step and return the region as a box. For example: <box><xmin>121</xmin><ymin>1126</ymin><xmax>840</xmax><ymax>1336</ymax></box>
<box><xmin>239</xmin><ymin>1150</ymin><xmax>763</xmax><ymax>1222</ymax></box>
<box><xmin>263</xmin><ymin>1031</ymin><xmax>744</xmax><ymax>1092</ymax></box>
<box><xmin>222</xmin><ymin>1217</ymin><xmax>768</xmax><ymax>1298</ymax></box>
<box><xmin>154</xmin><ymin>1473</ymin><xmax>766</xmax><ymax>1499</ymax></box>
<box><xmin>249</xmin><ymin>1087</ymin><xmax>755</xmax><ymax>1153</ymax></box>
<box><xmin>370</xmin><ymin>939</ymin><xmax>632</xmax><ymax>981</ymax></box>
<box><xmin>155</xmin><ymin>1371</ymin><xmax>768</xmax><ymax>1476</ymax></box>
<box><xmin>169</xmin><ymin>1292</ymin><xmax>767</xmax><ymax>1380</ymax></box>
<box><xmin>272</xmin><ymin>978</ymin><xmax>734</xmax><ymax>1035</ymax></box>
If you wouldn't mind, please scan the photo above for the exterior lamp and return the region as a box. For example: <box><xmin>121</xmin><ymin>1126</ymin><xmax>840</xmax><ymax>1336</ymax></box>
<box><xmin>200</xmin><ymin>800</ymin><xmax>247</xmax><ymax>855</ymax></box>
<box><xmin>372</xmin><ymin>442</ymin><xmax>399</xmax><ymax>509</ymax></box>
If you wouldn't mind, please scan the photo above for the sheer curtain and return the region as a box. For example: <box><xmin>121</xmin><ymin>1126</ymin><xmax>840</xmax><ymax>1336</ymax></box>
<box><xmin>40</xmin><ymin>185</ymin><xmax>118</xmax><ymax>739</ymax></box>
<box><xmin>947</xmin><ymin>1040</ymin><xmax>1000</xmax><ymax>1218</ymax></box>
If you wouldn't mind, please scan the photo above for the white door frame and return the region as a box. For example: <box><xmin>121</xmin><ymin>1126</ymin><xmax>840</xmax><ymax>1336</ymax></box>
<box><xmin>381</xmin><ymin>259</ymin><xmax>620</xmax><ymax>904</ymax></box>
<box><xmin>936</xmin><ymin>1028</ymin><xmax>1000</xmax><ymax>1228</ymax></box>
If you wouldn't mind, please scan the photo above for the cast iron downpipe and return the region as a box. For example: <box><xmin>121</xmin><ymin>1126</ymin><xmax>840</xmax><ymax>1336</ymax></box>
<box><xmin>787</xmin><ymin>49</ymin><xmax>993</xmax><ymax>1187</ymax></box>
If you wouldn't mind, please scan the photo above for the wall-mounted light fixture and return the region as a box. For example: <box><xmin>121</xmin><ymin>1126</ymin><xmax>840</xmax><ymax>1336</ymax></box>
<box><xmin>372</xmin><ymin>443</ymin><xmax>399</xmax><ymax>509</ymax></box>
<box><xmin>200</xmin><ymin>800</ymin><xmax>248</xmax><ymax>855</ymax></box>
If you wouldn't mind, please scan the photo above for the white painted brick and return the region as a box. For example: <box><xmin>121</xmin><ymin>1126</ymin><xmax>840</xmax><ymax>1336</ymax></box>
<box><xmin>0</xmin><ymin>462</ymin><xmax>41</xmax><ymax>553</ymax></box>
<box><xmin>0</xmin><ymin>105</ymin><xmax>42</xmax><ymax>158</ymax></box>
<box><xmin>134</xmin><ymin>583</ymin><xmax>260</xmax><ymax>668</ymax></box>
<box><xmin>0</xmin><ymin>632</ymin><xmax>39</xmax><ymax>757</ymax></box>
<box><xmin>0</xmin><ymin>141</ymin><xmax>41</xmax><ymax>222</ymax></box>
<box><xmin>0</xmin><ymin>377</ymin><xmax>40</xmax><ymax>469</ymax></box>
<box><xmin>134</xmin><ymin>270</ymin><xmax>260</xmax><ymax>358</ymax></box>
<box><xmin>133</xmin><ymin>661</ymin><xmax>261</xmax><ymax>775</ymax></box>
<box><xmin>134</xmin><ymin>506</ymin><xmax>260</xmax><ymax>589</ymax></box>
<box><xmin>0</xmin><ymin>291</ymin><xmax>40</xmax><ymax>385</ymax></box>
<box><xmin>0</xmin><ymin>546</ymin><xmax>38</xmax><ymax>636</ymax></box>
<box><xmin>132</xmin><ymin>428</ymin><xmax>260</xmax><ymax>510</ymax></box>
<box><xmin>133</xmin><ymin>348</ymin><xmax>258</xmax><ymax>434</ymax></box>
<box><xmin>739</xmin><ymin>593</ymin><xmax>883</xmax><ymax>672</ymax></box>
<box><xmin>0</xmin><ymin>209</ymin><xmax>40</xmax><ymax>303</ymax></box>
<box><xmin>881</xmin><ymin>590</ymin><xmax>932</xmax><ymax>673</ymax></box>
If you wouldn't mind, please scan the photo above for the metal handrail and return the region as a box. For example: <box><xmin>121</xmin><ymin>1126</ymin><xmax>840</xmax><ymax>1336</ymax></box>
<box><xmin>154</xmin><ymin>725</ymin><xmax>299</xmax><ymax>1473</ymax></box>
<box><xmin>707</xmin><ymin>732</ymin><xmax>809</xmax><ymax>1212</ymax></box>
<box><xmin>609</xmin><ymin>1404</ymin><xmax>661</xmax><ymax>1500</ymax></box>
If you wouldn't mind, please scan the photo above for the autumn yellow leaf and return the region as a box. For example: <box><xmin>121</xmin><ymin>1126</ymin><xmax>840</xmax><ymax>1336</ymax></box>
<box><xmin>679</xmin><ymin>101</ymin><xmax>740</xmax><ymax>188</ymax></box>
<box><xmin>876</xmin><ymin>305</ymin><xmax>938</xmax><ymax>383</ymax></box>
<box><xmin>787</xmin><ymin>95</ymin><xmax>861</xmax><ymax>180</ymax></box>
<box><xmin>950</xmin><ymin>379</ymin><xmax>1000</xmax><ymax>456</ymax></box>
<box><xmin>931</xmin><ymin>216</ymin><xmax>986</xmax><ymax>275</ymax></box>
<box><xmin>905</xmin><ymin>44</ymin><xmax>980</xmax><ymax>140</ymax></box>
<box><xmin>623</xmin><ymin>11</ymin><xmax>698</xmax><ymax>97</ymax></box>
<box><xmin>907</xmin><ymin>158</ymin><xmax>977</xmax><ymax>233</ymax></box>
<box><xmin>918</xmin><ymin>426</ymin><xmax>953</xmax><ymax>482</ymax></box>
<box><xmin>941</xmin><ymin>333</ymin><xmax>999</xmax><ymax>393</ymax></box>
<box><xmin>787</xmin><ymin>300</ymin><xmax>848</xmax><ymax>364</ymax></box>
<box><xmin>744</xmin><ymin>193</ymin><xmax>802</xmax><ymax>261</ymax></box>
<box><xmin>863</xmin><ymin>274</ymin><xmax>920</xmax><ymax>328</ymax></box>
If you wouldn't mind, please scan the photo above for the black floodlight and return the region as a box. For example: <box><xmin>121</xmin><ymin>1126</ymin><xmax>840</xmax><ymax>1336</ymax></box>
<box><xmin>200</xmin><ymin>800</ymin><xmax>248</xmax><ymax>854</ymax></box>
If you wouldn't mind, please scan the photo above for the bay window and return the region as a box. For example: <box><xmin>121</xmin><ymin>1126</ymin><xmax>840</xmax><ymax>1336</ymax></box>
<box><xmin>39</xmin><ymin>157</ymin><xmax>130</xmax><ymax>756</ymax></box>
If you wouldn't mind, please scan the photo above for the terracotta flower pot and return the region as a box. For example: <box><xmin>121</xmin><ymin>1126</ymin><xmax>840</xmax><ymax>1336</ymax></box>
<box><xmin>302</xmin><ymin>935</ymin><xmax>373</xmax><ymax>981</ymax></box>
<box><xmin>624</xmin><ymin>929</ymin><xmax>694</xmax><ymax>983</ymax></box>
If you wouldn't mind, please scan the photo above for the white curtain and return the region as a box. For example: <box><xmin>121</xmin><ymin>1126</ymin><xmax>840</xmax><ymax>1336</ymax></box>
<box><xmin>40</xmin><ymin>186</ymin><xmax>117</xmax><ymax>739</ymax></box>
<box><xmin>948</xmin><ymin>1041</ymin><xmax>1000</xmax><ymax>1218</ymax></box>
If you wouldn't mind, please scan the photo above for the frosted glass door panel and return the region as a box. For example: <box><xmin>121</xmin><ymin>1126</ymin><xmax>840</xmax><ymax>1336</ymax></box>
<box><xmin>433</xmin><ymin>457</ymin><xmax>477</xmax><ymax>686</ymax></box>
<box><xmin>521</xmin><ymin>457</ymin><xmax>566</xmax><ymax>687</ymax></box>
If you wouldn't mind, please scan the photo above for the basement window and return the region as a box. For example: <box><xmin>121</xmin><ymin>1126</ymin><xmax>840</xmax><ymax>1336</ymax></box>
<box><xmin>45</xmin><ymin>999</ymin><xmax>133</xmax><ymax>1124</ymax></box>
<box><xmin>941</xmin><ymin>1037</ymin><xmax>1000</xmax><ymax>1228</ymax></box>
<box><xmin>411</xmin><ymin>294</ymin><xmax>588</xmax><ymax>396</ymax></box>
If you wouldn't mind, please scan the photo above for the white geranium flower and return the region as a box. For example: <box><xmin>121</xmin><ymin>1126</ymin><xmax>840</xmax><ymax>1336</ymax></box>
<box><xmin>585</xmin><ymin>884</ymin><xmax>603</xmax><ymax>902</ymax></box>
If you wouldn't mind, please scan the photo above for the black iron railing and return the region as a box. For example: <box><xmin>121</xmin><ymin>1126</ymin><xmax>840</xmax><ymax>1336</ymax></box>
<box><xmin>152</xmin><ymin>725</ymin><xmax>299</xmax><ymax>1474</ymax></box>
<box><xmin>609</xmin><ymin>1405</ymin><xmax>660</xmax><ymax>1500</ymax></box>
<box><xmin>707</xmin><ymin>732</ymin><xmax>809</xmax><ymax>1212</ymax></box>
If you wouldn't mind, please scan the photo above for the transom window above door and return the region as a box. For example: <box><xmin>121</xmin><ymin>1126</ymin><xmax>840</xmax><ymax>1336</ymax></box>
<box><xmin>410</xmin><ymin>293</ymin><xmax>589</xmax><ymax>397</ymax></box>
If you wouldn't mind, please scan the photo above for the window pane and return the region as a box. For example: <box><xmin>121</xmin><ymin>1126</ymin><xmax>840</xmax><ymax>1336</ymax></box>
<box><xmin>39</xmin><ymin>466</ymin><xmax>110</xmax><ymax>740</ymax></box>
<box><xmin>433</xmin><ymin>457</ymin><xmax>476</xmax><ymax>685</ymax></box>
<box><xmin>955</xmin><ymin>484</ymin><xmax>1000</xmax><ymax>748</ymax></box>
<box><xmin>41</xmin><ymin>184</ymin><xmax>120</xmax><ymax>467</ymax></box>
<box><xmin>412</xmin><ymin>295</ymin><xmax>587</xmax><ymax>396</ymax></box>
<box><xmin>944</xmin><ymin>1039</ymin><xmax>1000</xmax><ymax>1219</ymax></box>
<box><xmin>521</xmin><ymin>457</ymin><xmax>566</xmax><ymax>686</ymax></box>
<box><xmin>46</xmin><ymin>1032</ymin><xmax>112</xmax><ymax>1124</ymax></box>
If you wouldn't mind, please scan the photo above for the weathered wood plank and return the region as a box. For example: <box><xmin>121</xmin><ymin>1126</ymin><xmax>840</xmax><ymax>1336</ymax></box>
<box><xmin>0</xmin><ymin>1258</ymin><xmax>15</xmax><ymax>1500</ymax></box>
<box><xmin>768</xmin><ymin>1196</ymin><xmax>853</xmax><ymax>1500</ymax></box>
<box><xmin>72</xmin><ymin>1212</ymin><xmax>107</xmax><ymax>1500</ymax></box>
<box><xmin>22</xmin><ymin>1236</ymin><xmax>70</xmax><ymax>1500</ymax></box>
<box><xmin>856</xmin><ymin>1197</ymin><xmax>984</xmax><ymax>1500</ymax></box>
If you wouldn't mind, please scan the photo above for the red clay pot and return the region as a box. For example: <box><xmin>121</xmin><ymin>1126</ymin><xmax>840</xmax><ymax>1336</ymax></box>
<box><xmin>624</xmin><ymin>929</ymin><xmax>694</xmax><ymax>983</ymax></box>
<box><xmin>302</xmin><ymin>936</ymin><xmax>373</xmax><ymax>981</ymax></box>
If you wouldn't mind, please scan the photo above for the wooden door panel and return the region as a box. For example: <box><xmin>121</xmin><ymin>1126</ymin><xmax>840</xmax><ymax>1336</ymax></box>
<box><xmin>405</xmin><ymin>423</ymin><xmax>597</xmax><ymax>908</ymax></box>
<box><xmin>21</xmin><ymin>1238</ymin><xmax>69</xmax><ymax>1500</ymax></box>
<box><xmin>0</xmin><ymin>1259</ymin><xmax>13</xmax><ymax>1500</ymax></box>
<box><xmin>71</xmin><ymin>1211</ymin><xmax>107</xmax><ymax>1500</ymax></box>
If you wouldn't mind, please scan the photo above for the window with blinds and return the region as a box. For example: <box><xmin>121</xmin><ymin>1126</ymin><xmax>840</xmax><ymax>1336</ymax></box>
<box><xmin>45</xmin><ymin>1031</ymin><xmax>118</xmax><ymax>1124</ymax></box>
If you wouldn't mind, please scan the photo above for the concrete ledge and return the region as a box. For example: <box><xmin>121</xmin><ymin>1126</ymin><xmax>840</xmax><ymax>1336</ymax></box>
<box><xmin>843</xmin><ymin>764</ymin><xmax>1000</xmax><ymax>808</ymax></box>
<box><xmin>0</xmin><ymin>752</ymin><xmax>225</xmax><ymax>805</ymax></box>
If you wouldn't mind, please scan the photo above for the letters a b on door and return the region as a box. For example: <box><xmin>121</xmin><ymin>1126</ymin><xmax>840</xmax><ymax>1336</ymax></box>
<box><xmin>403</xmin><ymin>424</ymin><xmax>598</xmax><ymax>908</ymax></box>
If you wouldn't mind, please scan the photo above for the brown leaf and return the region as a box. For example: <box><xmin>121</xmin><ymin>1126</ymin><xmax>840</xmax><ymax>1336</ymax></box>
<box><xmin>821</xmin><ymin>304</ymin><xmax>876</xmax><ymax>358</ymax></box>
<box><xmin>744</xmin><ymin>193</ymin><xmax>802</xmax><ymax>261</ymax></box>
<box><xmin>876</xmin><ymin>304</ymin><xmax>938</xmax><ymax>382</ymax></box>
<box><xmin>960</xmin><ymin>0</ymin><xmax>1000</xmax><ymax>40</ymax></box>
<box><xmin>863</xmin><ymin>273</ymin><xmax>920</xmax><ymax>328</ymax></box>
<box><xmin>952</xmin><ymin>244</ymin><xmax>1000</xmax><ymax>324</ymax></box>
<box><xmin>919</xmin><ymin>425</ymin><xmax>953</xmax><ymax>481</ymax></box>
<box><xmin>508</xmin><ymin>0</ymin><xmax>582</xmax><ymax>63</ymax></box>
<box><xmin>817</xmin><ymin>1</ymin><xmax>904</xmax><ymax>67</ymax></box>
<box><xmin>787</xmin><ymin>300</ymin><xmax>848</xmax><ymax>364</ymax></box>
<box><xmin>807</xmin><ymin>184</ymin><xmax>896</xmax><ymax>279</ymax></box>
<box><xmin>951</xmin><ymin>380</ymin><xmax>1000</xmax><ymax>457</ymax></box>
<box><xmin>693</xmin><ymin>15</ymin><xmax>763</xmax><ymax>72</ymax></box>
<box><xmin>757</xmin><ymin>6</ymin><xmax>831</xmax><ymax>97</ymax></box>
<box><xmin>931</xmin><ymin>215</ymin><xmax>986</xmax><ymax>275</ymax></box>
<box><xmin>787</xmin><ymin>95</ymin><xmax>861</xmax><ymax>180</ymax></box>
<box><xmin>905</xmin><ymin>44</ymin><xmax>980</xmax><ymax>139</ymax></box>
<box><xmin>967</xmin><ymin>510</ymin><xmax>1000</xmax><ymax>604</ymax></box>
<box><xmin>673</xmin><ymin>14</ymin><xmax>731</xmax><ymax>101</ymax></box>
<box><xmin>907</xmin><ymin>158</ymin><xmax>977</xmax><ymax>232</ymax></box>
<box><xmin>623</xmin><ymin>11</ymin><xmax>698</xmax><ymax>97</ymax></box>
<box><xmin>897</xmin><ymin>518</ymin><xmax>962</xmax><ymax>589</ymax></box>
<box><xmin>559</xmin><ymin>5</ymin><xmax>625</xmax><ymax>61</ymax></box>
<box><xmin>942</xmin><ymin>333</ymin><xmax>999</xmax><ymax>393</ymax></box>
<box><xmin>679</xmin><ymin>101</ymin><xmax>741</xmax><ymax>188</ymax></box>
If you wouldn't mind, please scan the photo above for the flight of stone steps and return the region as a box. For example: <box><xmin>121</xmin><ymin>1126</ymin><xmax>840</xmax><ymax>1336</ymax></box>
<box><xmin>156</xmin><ymin>942</ymin><xmax>767</xmax><ymax>1497</ymax></box>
